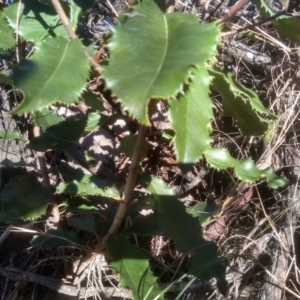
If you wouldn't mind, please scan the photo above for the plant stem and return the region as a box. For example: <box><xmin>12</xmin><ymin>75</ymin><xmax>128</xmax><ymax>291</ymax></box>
<box><xmin>219</xmin><ymin>0</ymin><xmax>251</xmax><ymax>24</ymax></box>
<box><xmin>50</xmin><ymin>0</ymin><xmax>101</xmax><ymax>74</ymax></box>
<box><xmin>97</xmin><ymin>124</ymin><xmax>148</xmax><ymax>250</ymax></box>
<box><xmin>50</xmin><ymin>0</ymin><xmax>150</xmax><ymax>252</ymax></box>
<box><xmin>221</xmin><ymin>1</ymin><xmax>299</xmax><ymax>37</ymax></box>
<box><xmin>33</xmin><ymin>126</ymin><xmax>60</xmax><ymax>224</ymax></box>
<box><xmin>51</xmin><ymin>0</ymin><xmax>77</xmax><ymax>40</ymax></box>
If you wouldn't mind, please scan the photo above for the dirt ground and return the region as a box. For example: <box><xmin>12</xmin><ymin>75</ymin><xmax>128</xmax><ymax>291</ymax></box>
<box><xmin>1</xmin><ymin>0</ymin><xmax>300</xmax><ymax>299</ymax></box>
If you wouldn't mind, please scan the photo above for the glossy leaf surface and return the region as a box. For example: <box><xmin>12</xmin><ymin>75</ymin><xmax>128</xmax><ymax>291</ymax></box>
<box><xmin>4</xmin><ymin>0</ymin><xmax>68</xmax><ymax>42</ymax></box>
<box><xmin>13</xmin><ymin>37</ymin><xmax>90</xmax><ymax>115</ymax></box>
<box><xmin>31</xmin><ymin>108</ymin><xmax>65</xmax><ymax>130</ymax></box>
<box><xmin>210</xmin><ymin>67</ymin><xmax>275</xmax><ymax>136</ymax></box>
<box><xmin>102</xmin><ymin>0</ymin><xmax>220</xmax><ymax>124</ymax></box>
<box><xmin>204</xmin><ymin>148</ymin><xmax>288</xmax><ymax>188</ymax></box>
<box><xmin>169</xmin><ymin>67</ymin><xmax>213</xmax><ymax>173</ymax></box>
<box><xmin>186</xmin><ymin>202</ymin><xmax>221</xmax><ymax>226</ymax></box>
<box><xmin>0</xmin><ymin>12</ymin><xmax>15</xmax><ymax>49</ymax></box>
<box><xmin>57</xmin><ymin>174</ymin><xmax>120</xmax><ymax>199</ymax></box>
<box><xmin>56</xmin><ymin>166</ymin><xmax>120</xmax><ymax>199</ymax></box>
<box><xmin>107</xmin><ymin>235</ymin><xmax>163</xmax><ymax>300</ymax></box>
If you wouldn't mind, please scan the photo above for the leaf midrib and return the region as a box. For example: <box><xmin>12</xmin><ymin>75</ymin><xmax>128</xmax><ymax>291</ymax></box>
<box><xmin>35</xmin><ymin>39</ymin><xmax>69</xmax><ymax>101</ymax></box>
<box><xmin>146</xmin><ymin>13</ymin><xmax>169</xmax><ymax>99</ymax></box>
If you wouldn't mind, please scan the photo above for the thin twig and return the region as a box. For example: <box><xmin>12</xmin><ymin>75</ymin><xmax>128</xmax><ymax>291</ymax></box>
<box><xmin>257</xmin><ymin>262</ymin><xmax>300</xmax><ymax>300</ymax></box>
<box><xmin>97</xmin><ymin>124</ymin><xmax>149</xmax><ymax>250</ymax></box>
<box><xmin>221</xmin><ymin>9</ymin><xmax>288</xmax><ymax>37</ymax></box>
<box><xmin>75</xmin><ymin>123</ymin><xmax>149</xmax><ymax>277</ymax></box>
<box><xmin>0</xmin><ymin>266</ymin><xmax>132</xmax><ymax>298</ymax></box>
<box><xmin>0</xmin><ymin>225</ymin><xmax>12</xmax><ymax>246</ymax></box>
<box><xmin>200</xmin><ymin>0</ymin><xmax>212</xmax><ymax>22</ymax></box>
<box><xmin>221</xmin><ymin>0</ymin><xmax>299</xmax><ymax>36</ymax></box>
<box><xmin>51</xmin><ymin>0</ymin><xmax>77</xmax><ymax>40</ymax></box>
<box><xmin>33</xmin><ymin>127</ymin><xmax>60</xmax><ymax>224</ymax></box>
<box><xmin>15</xmin><ymin>0</ymin><xmax>22</xmax><ymax>63</ymax></box>
<box><xmin>50</xmin><ymin>0</ymin><xmax>102</xmax><ymax>75</ymax></box>
<box><xmin>106</xmin><ymin>0</ymin><xmax>119</xmax><ymax>17</ymax></box>
<box><xmin>218</xmin><ymin>0</ymin><xmax>251</xmax><ymax>24</ymax></box>
<box><xmin>98</xmin><ymin>100</ymin><xmax>158</xmax><ymax>248</ymax></box>
<box><xmin>205</xmin><ymin>0</ymin><xmax>223</xmax><ymax>21</ymax></box>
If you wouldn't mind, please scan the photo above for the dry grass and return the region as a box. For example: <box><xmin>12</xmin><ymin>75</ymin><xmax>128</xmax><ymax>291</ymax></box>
<box><xmin>1</xmin><ymin>0</ymin><xmax>300</xmax><ymax>299</ymax></box>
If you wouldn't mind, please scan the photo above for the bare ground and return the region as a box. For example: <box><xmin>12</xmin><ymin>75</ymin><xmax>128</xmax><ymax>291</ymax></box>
<box><xmin>1</xmin><ymin>0</ymin><xmax>300</xmax><ymax>299</ymax></box>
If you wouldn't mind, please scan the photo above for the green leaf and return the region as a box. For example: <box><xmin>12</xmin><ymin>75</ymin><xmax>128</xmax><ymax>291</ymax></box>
<box><xmin>209</xmin><ymin>67</ymin><xmax>275</xmax><ymax>136</ymax></box>
<box><xmin>31</xmin><ymin>229</ymin><xmax>84</xmax><ymax>249</ymax></box>
<box><xmin>0</xmin><ymin>130</ymin><xmax>24</xmax><ymax>141</ymax></box>
<box><xmin>72</xmin><ymin>0</ymin><xmax>95</xmax><ymax>12</ymax></box>
<box><xmin>119</xmin><ymin>135</ymin><xmax>135</xmax><ymax>156</ymax></box>
<box><xmin>102</xmin><ymin>0</ymin><xmax>220</xmax><ymax>124</ymax></box>
<box><xmin>272</xmin><ymin>16</ymin><xmax>300</xmax><ymax>42</ymax></box>
<box><xmin>70</xmin><ymin>0</ymin><xmax>82</xmax><ymax>29</ymax></box>
<box><xmin>66</xmin><ymin>147</ymin><xmax>96</xmax><ymax>165</ymax></box>
<box><xmin>82</xmin><ymin>91</ymin><xmax>104</xmax><ymax>111</ymax></box>
<box><xmin>262</xmin><ymin>121</ymin><xmax>275</xmax><ymax>144</ymax></box>
<box><xmin>12</xmin><ymin>37</ymin><xmax>90</xmax><ymax>115</ymax></box>
<box><xmin>68</xmin><ymin>214</ymin><xmax>97</xmax><ymax>234</ymax></box>
<box><xmin>70</xmin><ymin>0</ymin><xmax>95</xmax><ymax>28</ymax></box>
<box><xmin>186</xmin><ymin>202</ymin><xmax>221</xmax><ymax>226</ymax></box>
<box><xmin>29</xmin><ymin>117</ymin><xmax>87</xmax><ymax>151</ymax></box>
<box><xmin>204</xmin><ymin>148</ymin><xmax>288</xmax><ymax>188</ymax></box>
<box><xmin>31</xmin><ymin>108</ymin><xmax>65</xmax><ymax>130</ymax></box>
<box><xmin>119</xmin><ymin>134</ymin><xmax>148</xmax><ymax>157</ymax></box>
<box><xmin>56</xmin><ymin>171</ymin><xmax>120</xmax><ymax>199</ymax></box>
<box><xmin>4</xmin><ymin>0</ymin><xmax>68</xmax><ymax>42</ymax></box>
<box><xmin>0</xmin><ymin>69</ymin><xmax>13</xmax><ymax>85</ymax></box>
<box><xmin>162</xmin><ymin>130</ymin><xmax>173</xmax><ymax>140</ymax></box>
<box><xmin>121</xmin><ymin>213</ymin><xmax>164</xmax><ymax>236</ymax></box>
<box><xmin>252</xmin><ymin>0</ymin><xmax>300</xmax><ymax>42</ymax></box>
<box><xmin>107</xmin><ymin>236</ymin><xmax>163</xmax><ymax>300</ymax></box>
<box><xmin>0</xmin><ymin>12</ymin><xmax>15</xmax><ymax>49</ymax></box>
<box><xmin>53</xmin><ymin>164</ymin><xmax>85</xmax><ymax>179</ymax></box>
<box><xmin>147</xmin><ymin>176</ymin><xmax>227</xmax><ymax>295</ymax></box>
<box><xmin>0</xmin><ymin>176</ymin><xmax>51</xmax><ymax>223</ymax></box>
<box><xmin>204</xmin><ymin>147</ymin><xmax>236</xmax><ymax>169</ymax></box>
<box><xmin>65</xmin><ymin>196</ymin><xmax>99</xmax><ymax>214</ymax></box>
<box><xmin>169</xmin><ymin>67</ymin><xmax>213</xmax><ymax>173</ymax></box>
<box><xmin>85</xmin><ymin>112</ymin><xmax>101</xmax><ymax>132</ymax></box>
